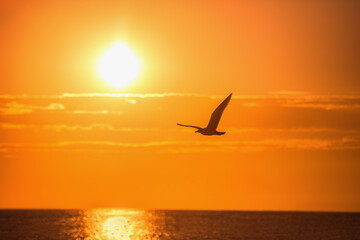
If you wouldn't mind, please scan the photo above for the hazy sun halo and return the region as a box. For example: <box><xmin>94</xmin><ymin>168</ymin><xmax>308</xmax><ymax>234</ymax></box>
<box><xmin>98</xmin><ymin>43</ymin><xmax>141</xmax><ymax>88</ymax></box>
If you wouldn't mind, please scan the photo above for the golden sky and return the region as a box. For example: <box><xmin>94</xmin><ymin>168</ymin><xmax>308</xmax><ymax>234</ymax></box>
<box><xmin>0</xmin><ymin>0</ymin><xmax>360</xmax><ymax>211</ymax></box>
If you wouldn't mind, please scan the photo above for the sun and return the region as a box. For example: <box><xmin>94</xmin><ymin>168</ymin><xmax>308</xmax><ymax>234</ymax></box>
<box><xmin>98</xmin><ymin>43</ymin><xmax>141</xmax><ymax>88</ymax></box>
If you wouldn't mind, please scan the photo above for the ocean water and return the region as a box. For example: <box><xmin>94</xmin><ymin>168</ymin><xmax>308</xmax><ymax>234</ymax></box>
<box><xmin>0</xmin><ymin>209</ymin><xmax>359</xmax><ymax>240</ymax></box>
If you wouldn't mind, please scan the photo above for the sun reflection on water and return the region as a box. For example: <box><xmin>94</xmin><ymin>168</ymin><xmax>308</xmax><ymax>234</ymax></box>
<box><xmin>99</xmin><ymin>210</ymin><xmax>143</xmax><ymax>240</ymax></box>
<box><xmin>80</xmin><ymin>209</ymin><xmax>163</xmax><ymax>240</ymax></box>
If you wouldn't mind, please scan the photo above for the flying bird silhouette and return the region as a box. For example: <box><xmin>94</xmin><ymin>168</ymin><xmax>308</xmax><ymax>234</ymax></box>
<box><xmin>177</xmin><ymin>93</ymin><xmax>232</xmax><ymax>135</ymax></box>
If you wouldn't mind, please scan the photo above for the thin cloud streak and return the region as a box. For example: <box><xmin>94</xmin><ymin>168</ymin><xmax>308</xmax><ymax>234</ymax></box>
<box><xmin>1</xmin><ymin>138</ymin><xmax>359</xmax><ymax>153</ymax></box>
<box><xmin>1</xmin><ymin>92</ymin><xmax>360</xmax><ymax>99</ymax></box>
<box><xmin>228</xmin><ymin>128</ymin><xmax>360</xmax><ymax>134</ymax></box>
<box><xmin>0</xmin><ymin>93</ymin><xmax>359</xmax><ymax>111</ymax></box>
<box><xmin>0</xmin><ymin>102</ymin><xmax>65</xmax><ymax>115</ymax></box>
<box><xmin>70</xmin><ymin>110</ymin><xmax>122</xmax><ymax>115</ymax></box>
<box><xmin>0</xmin><ymin>123</ymin><xmax>158</xmax><ymax>132</ymax></box>
<box><xmin>2</xmin><ymin>123</ymin><xmax>359</xmax><ymax>134</ymax></box>
<box><xmin>281</xmin><ymin>103</ymin><xmax>360</xmax><ymax>110</ymax></box>
<box><xmin>0</xmin><ymin>93</ymin><xmax>204</xmax><ymax>99</ymax></box>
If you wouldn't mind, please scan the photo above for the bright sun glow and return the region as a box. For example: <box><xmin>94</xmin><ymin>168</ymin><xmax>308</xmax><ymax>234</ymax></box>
<box><xmin>98</xmin><ymin>43</ymin><xmax>141</xmax><ymax>88</ymax></box>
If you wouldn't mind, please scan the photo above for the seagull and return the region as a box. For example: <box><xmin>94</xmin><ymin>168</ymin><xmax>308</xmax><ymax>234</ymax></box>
<box><xmin>177</xmin><ymin>93</ymin><xmax>232</xmax><ymax>136</ymax></box>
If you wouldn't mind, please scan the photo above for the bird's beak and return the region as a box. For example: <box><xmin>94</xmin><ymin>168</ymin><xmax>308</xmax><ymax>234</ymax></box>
<box><xmin>195</xmin><ymin>130</ymin><xmax>199</xmax><ymax>133</ymax></box>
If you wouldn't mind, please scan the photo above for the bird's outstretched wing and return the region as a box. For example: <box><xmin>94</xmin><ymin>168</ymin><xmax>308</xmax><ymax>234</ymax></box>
<box><xmin>206</xmin><ymin>93</ymin><xmax>232</xmax><ymax>130</ymax></box>
<box><xmin>177</xmin><ymin>123</ymin><xmax>202</xmax><ymax>130</ymax></box>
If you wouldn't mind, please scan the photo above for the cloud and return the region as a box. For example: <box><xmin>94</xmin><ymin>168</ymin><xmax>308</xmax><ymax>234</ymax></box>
<box><xmin>0</xmin><ymin>93</ymin><xmax>205</xmax><ymax>99</ymax></box>
<box><xmin>1</xmin><ymin>137</ymin><xmax>359</xmax><ymax>154</ymax></box>
<box><xmin>0</xmin><ymin>141</ymin><xmax>240</xmax><ymax>154</ymax></box>
<box><xmin>269</xmin><ymin>91</ymin><xmax>310</xmax><ymax>96</ymax></box>
<box><xmin>2</xmin><ymin>122</ymin><xmax>359</xmax><ymax>135</ymax></box>
<box><xmin>281</xmin><ymin>103</ymin><xmax>360</xmax><ymax>110</ymax></box>
<box><xmin>1</xmin><ymin>93</ymin><xmax>360</xmax><ymax>111</ymax></box>
<box><xmin>70</xmin><ymin>110</ymin><xmax>122</xmax><ymax>115</ymax></box>
<box><xmin>0</xmin><ymin>123</ymin><xmax>158</xmax><ymax>132</ymax></box>
<box><xmin>250</xmin><ymin>137</ymin><xmax>360</xmax><ymax>151</ymax></box>
<box><xmin>228</xmin><ymin>128</ymin><xmax>360</xmax><ymax>134</ymax></box>
<box><xmin>0</xmin><ymin>102</ymin><xmax>65</xmax><ymax>115</ymax></box>
<box><xmin>278</xmin><ymin>96</ymin><xmax>360</xmax><ymax>110</ymax></box>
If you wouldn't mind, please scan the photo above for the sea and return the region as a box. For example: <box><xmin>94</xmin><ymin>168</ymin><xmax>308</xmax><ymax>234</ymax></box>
<box><xmin>0</xmin><ymin>209</ymin><xmax>359</xmax><ymax>240</ymax></box>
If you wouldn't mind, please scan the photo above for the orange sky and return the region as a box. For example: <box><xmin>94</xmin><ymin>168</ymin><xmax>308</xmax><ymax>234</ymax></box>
<box><xmin>0</xmin><ymin>0</ymin><xmax>360</xmax><ymax>211</ymax></box>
